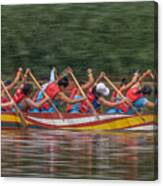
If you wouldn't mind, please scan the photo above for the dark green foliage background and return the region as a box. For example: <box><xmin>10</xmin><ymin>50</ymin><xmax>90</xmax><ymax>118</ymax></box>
<box><xmin>1</xmin><ymin>2</ymin><xmax>157</xmax><ymax>80</ymax></box>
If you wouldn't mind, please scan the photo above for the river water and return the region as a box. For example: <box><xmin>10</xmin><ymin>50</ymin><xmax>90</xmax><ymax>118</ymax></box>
<box><xmin>1</xmin><ymin>129</ymin><xmax>157</xmax><ymax>180</ymax></box>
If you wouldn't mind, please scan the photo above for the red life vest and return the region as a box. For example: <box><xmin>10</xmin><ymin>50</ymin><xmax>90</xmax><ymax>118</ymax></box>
<box><xmin>116</xmin><ymin>87</ymin><xmax>143</xmax><ymax>113</ymax></box>
<box><xmin>116</xmin><ymin>101</ymin><xmax>130</xmax><ymax>113</ymax></box>
<box><xmin>1</xmin><ymin>97</ymin><xmax>11</xmax><ymax>111</ymax></box>
<box><xmin>45</xmin><ymin>82</ymin><xmax>60</xmax><ymax>98</ymax></box>
<box><xmin>66</xmin><ymin>87</ymin><xmax>78</xmax><ymax>112</ymax></box>
<box><xmin>111</xmin><ymin>91</ymin><xmax>117</xmax><ymax>101</ymax></box>
<box><xmin>13</xmin><ymin>89</ymin><xmax>26</xmax><ymax>104</ymax></box>
<box><xmin>80</xmin><ymin>88</ymin><xmax>96</xmax><ymax>113</ymax></box>
<box><xmin>1</xmin><ymin>97</ymin><xmax>9</xmax><ymax>103</ymax></box>
<box><xmin>42</xmin><ymin>82</ymin><xmax>60</xmax><ymax>110</ymax></box>
<box><xmin>126</xmin><ymin>87</ymin><xmax>143</xmax><ymax>102</ymax></box>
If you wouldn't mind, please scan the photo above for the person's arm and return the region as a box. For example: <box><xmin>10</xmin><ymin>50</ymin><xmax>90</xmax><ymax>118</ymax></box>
<box><xmin>130</xmin><ymin>70</ymin><xmax>152</xmax><ymax>89</ymax></box>
<box><xmin>81</xmin><ymin>69</ymin><xmax>94</xmax><ymax>90</ymax></box>
<box><xmin>137</xmin><ymin>70</ymin><xmax>152</xmax><ymax>84</ymax></box>
<box><xmin>120</xmin><ymin>72</ymin><xmax>139</xmax><ymax>92</ymax></box>
<box><xmin>25</xmin><ymin>97</ymin><xmax>49</xmax><ymax>108</ymax></box>
<box><xmin>145</xmin><ymin>101</ymin><xmax>155</xmax><ymax>108</ymax></box>
<box><xmin>22</xmin><ymin>68</ymin><xmax>30</xmax><ymax>83</ymax></box>
<box><xmin>57</xmin><ymin>92</ymin><xmax>85</xmax><ymax>104</ymax></box>
<box><xmin>49</xmin><ymin>67</ymin><xmax>56</xmax><ymax>82</ymax></box>
<box><xmin>6</xmin><ymin>68</ymin><xmax>23</xmax><ymax>91</ymax></box>
<box><xmin>99</xmin><ymin>97</ymin><xmax>125</xmax><ymax>107</ymax></box>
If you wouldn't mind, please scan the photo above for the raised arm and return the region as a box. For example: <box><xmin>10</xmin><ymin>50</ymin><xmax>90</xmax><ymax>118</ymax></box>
<box><xmin>120</xmin><ymin>72</ymin><xmax>139</xmax><ymax>92</ymax></box>
<box><xmin>145</xmin><ymin>101</ymin><xmax>155</xmax><ymax>108</ymax></box>
<box><xmin>6</xmin><ymin>68</ymin><xmax>23</xmax><ymax>91</ymax></box>
<box><xmin>138</xmin><ymin>70</ymin><xmax>152</xmax><ymax>84</ymax></box>
<box><xmin>81</xmin><ymin>69</ymin><xmax>94</xmax><ymax>90</ymax></box>
<box><xmin>130</xmin><ymin>70</ymin><xmax>153</xmax><ymax>89</ymax></box>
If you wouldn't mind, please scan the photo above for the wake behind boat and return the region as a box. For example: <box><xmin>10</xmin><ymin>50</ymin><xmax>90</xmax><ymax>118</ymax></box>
<box><xmin>1</xmin><ymin>112</ymin><xmax>157</xmax><ymax>131</ymax></box>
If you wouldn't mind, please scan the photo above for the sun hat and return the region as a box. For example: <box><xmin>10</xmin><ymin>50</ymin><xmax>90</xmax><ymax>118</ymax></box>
<box><xmin>96</xmin><ymin>82</ymin><xmax>110</xmax><ymax>97</ymax></box>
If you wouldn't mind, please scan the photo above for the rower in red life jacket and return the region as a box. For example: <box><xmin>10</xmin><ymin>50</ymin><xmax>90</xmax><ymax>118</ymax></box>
<box><xmin>12</xmin><ymin>83</ymin><xmax>50</xmax><ymax>112</ymax></box>
<box><xmin>66</xmin><ymin>68</ymin><xmax>94</xmax><ymax>113</ymax></box>
<box><xmin>1</xmin><ymin>68</ymin><xmax>23</xmax><ymax>112</ymax></box>
<box><xmin>32</xmin><ymin>66</ymin><xmax>58</xmax><ymax>104</ymax></box>
<box><xmin>127</xmin><ymin>85</ymin><xmax>155</xmax><ymax>114</ymax></box>
<box><xmin>114</xmin><ymin>70</ymin><xmax>156</xmax><ymax>114</ymax></box>
<box><xmin>108</xmin><ymin>71</ymin><xmax>140</xmax><ymax>113</ymax></box>
<box><xmin>33</xmin><ymin>71</ymin><xmax>86</xmax><ymax>112</ymax></box>
<box><xmin>110</xmin><ymin>71</ymin><xmax>140</xmax><ymax>102</ymax></box>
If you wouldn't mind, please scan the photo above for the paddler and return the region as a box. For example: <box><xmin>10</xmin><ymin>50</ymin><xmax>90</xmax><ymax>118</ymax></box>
<box><xmin>114</xmin><ymin>70</ymin><xmax>156</xmax><ymax>114</ymax></box>
<box><xmin>1</xmin><ymin>68</ymin><xmax>23</xmax><ymax>111</ymax></box>
<box><xmin>1</xmin><ymin>82</ymin><xmax>50</xmax><ymax>112</ymax></box>
<box><xmin>66</xmin><ymin>68</ymin><xmax>94</xmax><ymax>113</ymax></box>
<box><xmin>80</xmin><ymin>82</ymin><xmax>126</xmax><ymax>113</ymax></box>
<box><xmin>12</xmin><ymin>83</ymin><xmax>50</xmax><ymax>111</ymax></box>
<box><xmin>126</xmin><ymin>70</ymin><xmax>156</xmax><ymax>114</ymax></box>
<box><xmin>32</xmin><ymin>66</ymin><xmax>57</xmax><ymax>104</ymax></box>
<box><xmin>30</xmin><ymin>68</ymin><xmax>86</xmax><ymax>112</ymax></box>
<box><xmin>110</xmin><ymin>70</ymin><xmax>140</xmax><ymax>102</ymax></box>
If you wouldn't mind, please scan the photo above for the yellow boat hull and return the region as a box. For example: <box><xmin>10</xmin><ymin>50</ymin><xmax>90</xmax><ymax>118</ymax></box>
<box><xmin>1</xmin><ymin>112</ymin><xmax>157</xmax><ymax>131</ymax></box>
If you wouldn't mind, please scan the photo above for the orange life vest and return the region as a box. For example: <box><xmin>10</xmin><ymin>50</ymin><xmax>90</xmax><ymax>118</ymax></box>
<box><xmin>42</xmin><ymin>82</ymin><xmax>60</xmax><ymax>110</ymax></box>
<box><xmin>13</xmin><ymin>89</ymin><xmax>26</xmax><ymax>104</ymax></box>
<box><xmin>126</xmin><ymin>87</ymin><xmax>143</xmax><ymax>102</ymax></box>
<box><xmin>1</xmin><ymin>97</ymin><xmax>11</xmax><ymax>111</ymax></box>
<box><xmin>1</xmin><ymin>97</ymin><xmax>9</xmax><ymax>103</ymax></box>
<box><xmin>116</xmin><ymin>87</ymin><xmax>143</xmax><ymax>113</ymax></box>
<box><xmin>111</xmin><ymin>91</ymin><xmax>117</xmax><ymax>101</ymax></box>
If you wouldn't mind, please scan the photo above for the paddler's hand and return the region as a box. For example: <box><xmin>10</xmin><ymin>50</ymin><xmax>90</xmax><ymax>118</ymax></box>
<box><xmin>124</xmin><ymin>97</ymin><xmax>132</xmax><ymax>104</ymax></box>
<box><xmin>121</xmin><ymin>97</ymin><xmax>129</xmax><ymax>103</ymax></box>
<box><xmin>144</xmin><ymin>69</ymin><xmax>151</xmax><ymax>77</ymax></box>
<box><xmin>79</xmin><ymin>97</ymin><xmax>87</xmax><ymax>102</ymax></box>
<box><xmin>150</xmin><ymin>72</ymin><xmax>155</xmax><ymax>80</ymax></box>
<box><xmin>17</xmin><ymin>68</ymin><xmax>23</xmax><ymax>79</ymax></box>
<box><xmin>87</xmin><ymin>68</ymin><xmax>92</xmax><ymax>74</ymax></box>
<box><xmin>18</xmin><ymin>67</ymin><xmax>23</xmax><ymax>73</ymax></box>
<box><xmin>24</xmin><ymin>68</ymin><xmax>31</xmax><ymax>76</ymax></box>
<box><xmin>65</xmin><ymin>67</ymin><xmax>73</xmax><ymax>74</ymax></box>
<box><xmin>26</xmin><ymin>68</ymin><xmax>31</xmax><ymax>74</ymax></box>
<box><xmin>45</xmin><ymin>96</ymin><xmax>50</xmax><ymax>101</ymax></box>
<box><xmin>146</xmin><ymin>70</ymin><xmax>155</xmax><ymax>79</ymax></box>
<box><xmin>100</xmin><ymin>71</ymin><xmax>105</xmax><ymax>78</ymax></box>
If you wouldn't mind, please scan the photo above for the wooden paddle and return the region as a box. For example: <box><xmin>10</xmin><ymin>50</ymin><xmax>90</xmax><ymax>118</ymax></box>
<box><xmin>93</xmin><ymin>72</ymin><xmax>106</xmax><ymax>87</ymax></box>
<box><xmin>1</xmin><ymin>80</ymin><xmax>27</xmax><ymax>127</ymax></box>
<box><xmin>69</xmin><ymin>70</ymin><xmax>98</xmax><ymax>116</ymax></box>
<box><xmin>103</xmin><ymin>75</ymin><xmax>145</xmax><ymax>122</ymax></box>
<box><xmin>28</xmin><ymin>70</ymin><xmax>64</xmax><ymax>120</ymax></box>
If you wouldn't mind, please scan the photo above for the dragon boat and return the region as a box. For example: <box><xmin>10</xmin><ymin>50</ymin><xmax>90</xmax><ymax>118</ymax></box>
<box><xmin>1</xmin><ymin>112</ymin><xmax>157</xmax><ymax>131</ymax></box>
